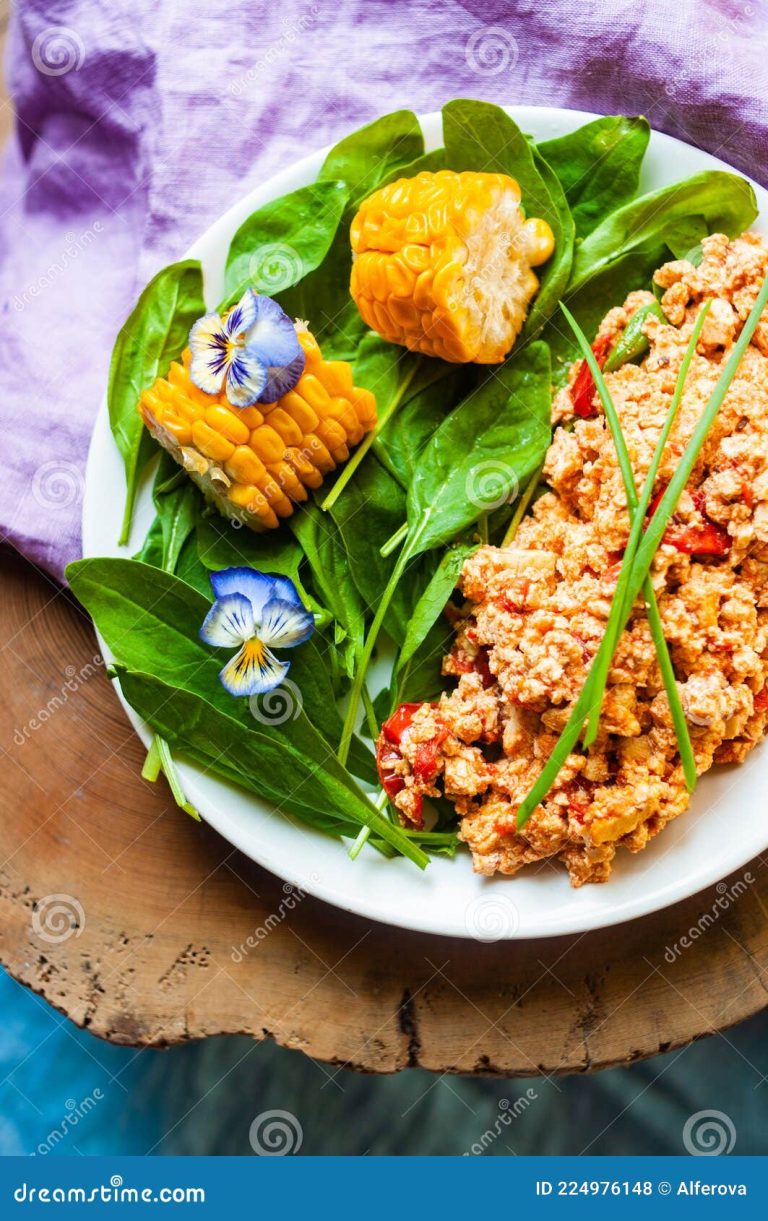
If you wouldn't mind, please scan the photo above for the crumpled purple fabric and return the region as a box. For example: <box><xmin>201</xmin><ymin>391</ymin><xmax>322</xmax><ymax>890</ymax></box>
<box><xmin>2</xmin><ymin>0</ymin><xmax>767</xmax><ymax>582</ymax></box>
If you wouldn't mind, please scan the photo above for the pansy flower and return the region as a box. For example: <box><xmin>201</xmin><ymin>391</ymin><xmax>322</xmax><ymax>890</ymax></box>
<box><xmin>189</xmin><ymin>289</ymin><xmax>304</xmax><ymax>409</ymax></box>
<box><xmin>200</xmin><ymin>567</ymin><xmax>315</xmax><ymax>695</ymax></box>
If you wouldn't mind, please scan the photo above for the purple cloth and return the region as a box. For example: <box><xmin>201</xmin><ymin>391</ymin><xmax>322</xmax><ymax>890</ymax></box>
<box><xmin>2</xmin><ymin>0</ymin><xmax>767</xmax><ymax>582</ymax></box>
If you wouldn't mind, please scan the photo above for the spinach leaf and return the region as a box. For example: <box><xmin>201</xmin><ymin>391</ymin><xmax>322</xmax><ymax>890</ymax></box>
<box><xmin>318</xmin><ymin>109</ymin><xmax>424</xmax><ymax>208</ymax></box>
<box><xmin>538</xmin><ymin>116</ymin><xmax>650</xmax><ymax>238</ymax></box>
<box><xmin>571</xmin><ymin>171</ymin><xmax>757</xmax><ymax>290</ymax></box>
<box><xmin>327</xmin><ymin>454</ymin><xmax>413</xmax><ymax>645</ymax></box>
<box><xmin>109</xmin><ymin>260</ymin><xmax>204</xmax><ymax>545</ymax></box>
<box><xmin>404</xmin><ymin>341</ymin><xmax>552</xmax><ymax>558</ymax></box>
<box><xmin>280</xmin><ymin>110</ymin><xmax>424</xmax><ymax>359</ymax></box>
<box><xmin>289</xmin><ymin>501</ymin><xmax>366</xmax><ymax>650</ymax></box>
<box><xmin>116</xmin><ymin>668</ymin><xmax>426</xmax><ymax>864</ymax></box>
<box><xmin>69</xmin><ymin>556</ymin><xmax>379</xmax><ymax>795</ymax></box>
<box><xmin>441</xmin><ymin>99</ymin><xmax>574</xmax><ymax>338</ymax></box>
<box><xmin>396</xmin><ymin>618</ymin><xmax>452</xmax><ymax>706</ymax></box>
<box><xmin>175</xmin><ymin>534</ymin><xmax>215</xmax><ymax>599</ymax></box>
<box><xmin>196</xmin><ymin>513</ymin><xmax>303</xmax><ymax>582</ymax></box>
<box><xmin>397</xmin><ymin>542</ymin><xmax>476</xmax><ymax>669</ymax></box>
<box><xmin>221</xmin><ymin>180</ymin><xmax>349</xmax><ymax>308</ymax></box>
<box><xmin>394</xmin><ymin>541</ymin><xmax>476</xmax><ymax>707</ymax></box>
<box><xmin>152</xmin><ymin>452</ymin><xmax>199</xmax><ymax>574</ymax></box>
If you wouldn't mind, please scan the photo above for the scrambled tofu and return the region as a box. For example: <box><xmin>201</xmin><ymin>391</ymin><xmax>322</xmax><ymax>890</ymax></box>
<box><xmin>379</xmin><ymin>233</ymin><xmax>768</xmax><ymax>885</ymax></box>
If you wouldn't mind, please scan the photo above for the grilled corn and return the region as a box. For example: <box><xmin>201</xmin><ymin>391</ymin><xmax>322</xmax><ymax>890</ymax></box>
<box><xmin>138</xmin><ymin>325</ymin><xmax>377</xmax><ymax>530</ymax></box>
<box><xmin>350</xmin><ymin>170</ymin><xmax>555</xmax><ymax>363</ymax></box>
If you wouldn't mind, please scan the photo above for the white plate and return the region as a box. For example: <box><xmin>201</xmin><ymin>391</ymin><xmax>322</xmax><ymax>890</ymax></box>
<box><xmin>83</xmin><ymin>107</ymin><xmax>768</xmax><ymax>939</ymax></box>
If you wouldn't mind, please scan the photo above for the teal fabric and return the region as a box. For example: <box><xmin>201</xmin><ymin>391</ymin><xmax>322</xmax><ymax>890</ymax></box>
<box><xmin>1</xmin><ymin>969</ymin><xmax>765</xmax><ymax>1156</ymax></box>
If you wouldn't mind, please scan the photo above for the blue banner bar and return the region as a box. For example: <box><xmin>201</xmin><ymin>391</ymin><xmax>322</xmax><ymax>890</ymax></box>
<box><xmin>0</xmin><ymin>1156</ymin><xmax>764</xmax><ymax>1216</ymax></box>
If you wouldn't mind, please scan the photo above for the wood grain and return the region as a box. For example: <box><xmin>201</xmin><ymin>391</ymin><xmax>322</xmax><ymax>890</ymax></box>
<box><xmin>1</xmin><ymin>547</ymin><xmax>767</xmax><ymax>1074</ymax></box>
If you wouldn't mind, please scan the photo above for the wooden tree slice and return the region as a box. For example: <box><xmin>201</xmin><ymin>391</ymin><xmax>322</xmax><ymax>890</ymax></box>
<box><xmin>1</xmin><ymin>548</ymin><xmax>766</xmax><ymax>1074</ymax></box>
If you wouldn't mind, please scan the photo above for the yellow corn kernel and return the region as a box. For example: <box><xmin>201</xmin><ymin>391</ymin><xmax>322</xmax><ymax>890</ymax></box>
<box><xmin>285</xmin><ymin>446</ymin><xmax>324</xmax><ymax>489</ymax></box>
<box><xmin>298</xmin><ymin>374</ymin><xmax>331</xmax><ymax>413</ymax></box>
<box><xmin>258</xmin><ymin>475</ymin><xmax>294</xmax><ymax>517</ymax></box>
<box><xmin>262</xmin><ymin>406</ymin><xmax>303</xmax><ymax>447</ymax></box>
<box><xmin>159</xmin><ymin>417</ymin><xmax>193</xmax><ymax>446</ymax></box>
<box><xmin>225</xmin><ymin>445</ymin><xmax>267</xmax><ymax>486</ymax></box>
<box><xmin>229</xmin><ymin>483</ymin><xmax>279</xmax><ymax>530</ymax></box>
<box><xmin>192</xmin><ymin>420</ymin><xmax>235</xmax><ymax>463</ymax></box>
<box><xmin>327</xmin><ymin>396</ymin><xmax>363</xmax><ymax>443</ymax></box>
<box><xmin>302</xmin><ymin>433</ymin><xmax>335</xmax><ymax>473</ymax></box>
<box><xmin>350</xmin><ymin>169</ymin><xmax>555</xmax><ymax>363</ymax></box>
<box><xmin>280</xmin><ymin>390</ymin><xmax>319</xmax><ymax>434</ymax></box>
<box><xmin>249</xmin><ymin>425</ymin><xmax>286</xmax><ymax>465</ymax></box>
<box><xmin>268</xmin><ymin>461</ymin><xmax>308</xmax><ymax>504</ymax></box>
<box><xmin>237</xmin><ymin>406</ymin><xmax>265</xmax><ymax>429</ymax></box>
<box><xmin>204</xmin><ymin>404</ymin><xmax>250</xmax><ymax>445</ymax></box>
<box><xmin>316</xmin><ymin>361</ymin><xmax>354</xmax><ymax>398</ymax></box>
<box><xmin>522</xmin><ymin>216</ymin><xmax>556</xmax><ymax>266</ymax></box>
<box><xmin>315</xmin><ymin>417</ymin><xmax>348</xmax><ymax>453</ymax></box>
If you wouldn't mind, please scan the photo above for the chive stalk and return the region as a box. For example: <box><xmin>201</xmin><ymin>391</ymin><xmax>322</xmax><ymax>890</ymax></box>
<box><xmin>563</xmin><ymin>300</ymin><xmax>709</xmax><ymax>783</ymax></box>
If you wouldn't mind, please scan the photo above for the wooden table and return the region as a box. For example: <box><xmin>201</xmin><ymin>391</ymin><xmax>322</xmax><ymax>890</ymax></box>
<box><xmin>1</xmin><ymin>547</ymin><xmax>767</xmax><ymax>1074</ymax></box>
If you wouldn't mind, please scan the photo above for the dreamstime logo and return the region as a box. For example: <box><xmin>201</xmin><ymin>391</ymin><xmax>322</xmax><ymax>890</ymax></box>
<box><xmin>683</xmin><ymin>1110</ymin><xmax>736</xmax><ymax>1156</ymax></box>
<box><xmin>249</xmin><ymin>678</ymin><xmax>303</xmax><ymax>726</ymax></box>
<box><xmin>664</xmin><ymin>3</ymin><xmax>754</xmax><ymax>98</ymax></box>
<box><xmin>12</xmin><ymin>223</ymin><xmax>104</xmax><ymax>312</ymax></box>
<box><xmin>464</xmin><ymin>1088</ymin><xmax>538</xmax><ymax>1154</ymax></box>
<box><xmin>31</xmin><ymin>26</ymin><xmax>85</xmax><ymax>76</ymax></box>
<box><xmin>465</xmin><ymin>26</ymin><xmax>519</xmax><ymax>76</ymax></box>
<box><xmin>465</xmin><ymin>460</ymin><xmax>519</xmax><ymax>512</ymax></box>
<box><xmin>231</xmin><ymin>879</ymin><xmax>315</xmax><ymax>961</ymax></box>
<box><xmin>15</xmin><ymin>654</ymin><xmax>103</xmax><ymax>746</ymax></box>
<box><xmin>31</xmin><ymin>894</ymin><xmax>85</xmax><ymax>945</ymax></box>
<box><xmin>464</xmin><ymin>895</ymin><xmax>519</xmax><ymax>942</ymax></box>
<box><xmin>36</xmin><ymin>1090</ymin><xmax>104</xmax><ymax>1155</ymax></box>
<box><xmin>249</xmin><ymin>1109</ymin><xmax>303</xmax><ymax>1156</ymax></box>
<box><xmin>663</xmin><ymin>873</ymin><xmax>754</xmax><ymax>962</ymax></box>
<box><xmin>31</xmin><ymin>460</ymin><xmax>84</xmax><ymax>511</ymax></box>
<box><xmin>249</xmin><ymin>243</ymin><xmax>304</xmax><ymax>293</ymax></box>
<box><xmin>230</xmin><ymin>7</ymin><xmax>320</xmax><ymax>96</ymax></box>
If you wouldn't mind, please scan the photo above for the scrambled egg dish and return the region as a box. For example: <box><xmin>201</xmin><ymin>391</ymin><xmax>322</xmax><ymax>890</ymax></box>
<box><xmin>377</xmin><ymin>233</ymin><xmax>768</xmax><ymax>885</ymax></box>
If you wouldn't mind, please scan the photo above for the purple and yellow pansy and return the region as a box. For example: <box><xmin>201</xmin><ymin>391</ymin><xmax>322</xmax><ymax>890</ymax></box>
<box><xmin>188</xmin><ymin>289</ymin><xmax>305</xmax><ymax>408</ymax></box>
<box><xmin>200</xmin><ymin>567</ymin><xmax>314</xmax><ymax>696</ymax></box>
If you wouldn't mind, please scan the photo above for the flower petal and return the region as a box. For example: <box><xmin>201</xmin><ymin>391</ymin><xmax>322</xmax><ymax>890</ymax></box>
<box><xmin>188</xmin><ymin>313</ymin><xmax>231</xmax><ymax>395</ymax></box>
<box><xmin>199</xmin><ymin>592</ymin><xmax>255</xmax><ymax>648</ymax></box>
<box><xmin>225</xmin><ymin>345</ymin><xmax>268</xmax><ymax>408</ymax></box>
<box><xmin>270</xmin><ymin>575</ymin><xmax>304</xmax><ymax>606</ymax></box>
<box><xmin>209</xmin><ymin>568</ymin><xmax>276</xmax><ymax>618</ymax></box>
<box><xmin>223</xmin><ymin>288</ymin><xmax>258</xmax><ymax>339</ymax></box>
<box><xmin>258</xmin><ymin>597</ymin><xmax>315</xmax><ymax>649</ymax></box>
<box><xmin>244</xmin><ymin>295</ymin><xmax>303</xmax><ymax>367</ymax></box>
<box><xmin>258</xmin><ymin>350</ymin><xmax>305</xmax><ymax>404</ymax></box>
<box><xmin>219</xmin><ymin>639</ymin><xmax>290</xmax><ymax>696</ymax></box>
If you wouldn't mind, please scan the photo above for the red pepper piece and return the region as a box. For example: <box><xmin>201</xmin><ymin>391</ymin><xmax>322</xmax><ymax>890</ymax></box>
<box><xmin>754</xmin><ymin>688</ymin><xmax>768</xmax><ymax>713</ymax></box>
<box><xmin>382</xmin><ymin>702</ymin><xmax>422</xmax><ymax>746</ymax></box>
<box><xmin>647</xmin><ymin>485</ymin><xmax>730</xmax><ymax>556</ymax></box>
<box><xmin>376</xmin><ymin>703</ymin><xmax>446</xmax><ymax>828</ymax></box>
<box><xmin>413</xmin><ymin>723</ymin><xmax>449</xmax><ymax>783</ymax></box>
<box><xmin>663</xmin><ymin>522</ymin><xmax>731</xmax><ymax>555</ymax></box>
<box><xmin>448</xmin><ymin>645</ymin><xmax>495</xmax><ymax>688</ymax></box>
<box><xmin>571</xmin><ymin>333</ymin><xmax>612</xmax><ymax>418</ymax></box>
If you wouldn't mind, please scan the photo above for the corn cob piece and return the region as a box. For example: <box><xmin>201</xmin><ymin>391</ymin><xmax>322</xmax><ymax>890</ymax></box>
<box><xmin>138</xmin><ymin>325</ymin><xmax>377</xmax><ymax>530</ymax></box>
<box><xmin>350</xmin><ymin>170</ymin><xmax>555</xmax><ymax>364</ymax></box>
